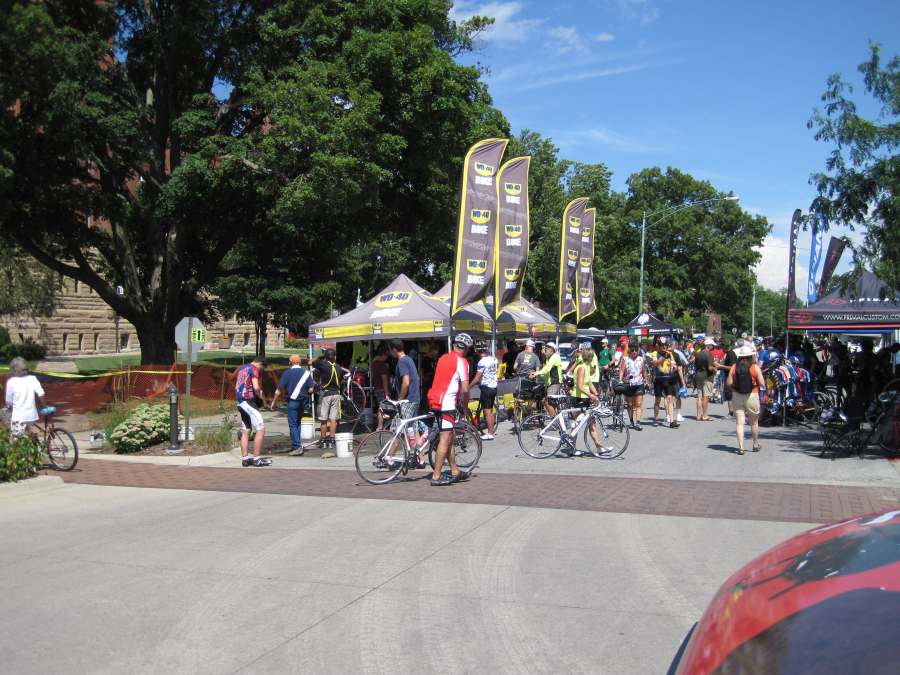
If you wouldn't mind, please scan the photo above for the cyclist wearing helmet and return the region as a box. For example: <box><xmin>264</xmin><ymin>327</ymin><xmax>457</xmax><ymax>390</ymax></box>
<box><xmin>426</xmin><ymin>333</ymin><xmax>473</xmax><ymax>486</ymax></box>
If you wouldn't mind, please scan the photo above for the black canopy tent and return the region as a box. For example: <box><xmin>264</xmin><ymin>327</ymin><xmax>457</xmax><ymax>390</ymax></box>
<box><xmin>787</xmin><ymin>270</ymin><xmax>900</xmax><ymax>333</ymax></box>
<box><xmin>578</xmin><ymin>312</ymin><xmax>683</xmax><ymax>340</ymax></box>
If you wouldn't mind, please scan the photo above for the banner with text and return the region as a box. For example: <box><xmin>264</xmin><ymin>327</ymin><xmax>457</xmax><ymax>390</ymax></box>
<box><xmin>576</xmin><ymin>207</ymin><xmax>597</xmax><ymax>322</ymax></box>
<box><xmin>807</xmin><ymin>210</ymin><xmax>825</xmax><ymax>303</ymax></box>
<box><xmin>494</xmin><ymin>156</ymin><xmax>531</xmax><ymax>318</ymax></box>
<box><xmin>816</xmin><ymin>235</ymin><xmax>847</xmax><ymax>299</ymax></box>
<box><xmin>558</xmin><ymin>197</ymin><xmax>589</xmax><ymax>320</ymax></box>
<box><xmin>451</xmin><ymin>138</ymin><xmax>509</xmax><ymax>315</ymax></box>
<box><xmin>785</xmin><ymin>208</ymin><xmax>802</xmax><ymax>322</ymax></box>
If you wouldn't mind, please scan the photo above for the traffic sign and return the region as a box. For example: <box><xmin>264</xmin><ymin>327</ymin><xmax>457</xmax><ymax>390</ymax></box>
<box><xmin>175</xmin><ymin>317</ymin><xmax>205</xmax><ymax>361</ymax></box>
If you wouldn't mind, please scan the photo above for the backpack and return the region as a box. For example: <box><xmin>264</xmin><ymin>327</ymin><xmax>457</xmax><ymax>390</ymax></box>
<box><xmin>673</xmin><ymin>349</ymin><xmax>688</xmax><ymax>367</ymax></box>
<box><xmin>734</xmin><ymin>362</ymin><xmax>755</xmax><ymax>395</ymax></box>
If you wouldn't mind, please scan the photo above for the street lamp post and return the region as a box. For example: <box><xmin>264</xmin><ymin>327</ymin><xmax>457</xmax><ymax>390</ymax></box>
<box><xmin>637</xmin><ymin>196</ymin><xmax>739</xmax><ymax>313</ymax></box>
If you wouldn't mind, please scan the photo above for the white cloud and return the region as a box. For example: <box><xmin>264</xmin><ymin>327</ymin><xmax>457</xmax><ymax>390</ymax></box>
<box><xmin>545</xmin><ymin>25</ymin><xmax>588</xmax><ymax>54</ymax></box>
<box><xmin>450</xmin><ymin>1</ymin><xmax>544</xmax><ymax>43</ymax></box>
<box><xmin>755</xmin><ymin>235</ymin><xmax>810</xmax><ymax>293</ymax></box>
<box><xmin>609</xmin><ymin>0</ymin><xmax>660</xmax><ymax>26</ymax></box>
<box><xmin>639</xmin><ymin>6</ymin><xmax>660</xmax><ymax>26</ymax></box>
<box><xmin>565</xmin><ymin>126</ymin><xmax>662</xmax><ymax>153</ymax></box>
<box><xmin>518</xmin><ymin>60</ymin><xmax>666</xmax><ymax>91</ymax></box>
<box><xmin>594</xmin><ymin>32</ymin><xmax>616</xmax><ymax>42</ymax></box>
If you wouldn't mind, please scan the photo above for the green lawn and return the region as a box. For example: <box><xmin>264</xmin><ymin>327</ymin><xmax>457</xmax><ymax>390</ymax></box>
<box><xmin>72</xmin><ymin>350</ymin><xmax>297</xmax><ymax>374</ymax></box>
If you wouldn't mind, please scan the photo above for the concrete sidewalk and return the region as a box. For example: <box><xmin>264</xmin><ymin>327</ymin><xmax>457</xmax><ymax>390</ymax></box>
<box><xmin>0</xmin><ymin>480</ymin><xmax>809</xmax><ymax>674</ymax></box>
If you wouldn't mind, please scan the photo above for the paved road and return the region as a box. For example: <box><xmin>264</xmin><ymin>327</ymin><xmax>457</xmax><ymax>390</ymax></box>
<box><xmin>5</xmin><ymin>399</ymin><xmax>898</xmax><ymax>674</ymax></box>
<box><xmin>1</xmin><ymin>478</ymin><xmax>809</xmax><ymax>675</ymax></box>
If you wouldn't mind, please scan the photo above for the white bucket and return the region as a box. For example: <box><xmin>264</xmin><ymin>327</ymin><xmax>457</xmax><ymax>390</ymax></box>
<box><xmin>334</xmin><ymin>432</ymin><xmax>354</xmax><ymax>458</ymax></box>
<box><xmin>301</xmin><ymin>417</ymin><xmax>315</xmax><ymax>440</ymax></box>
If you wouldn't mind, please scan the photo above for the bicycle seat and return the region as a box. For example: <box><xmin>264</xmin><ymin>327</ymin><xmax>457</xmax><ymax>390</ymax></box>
<box><xmin>40</xmin><ymin>406</ymin><xmax>57</xmax><ymax>416</ymax></box>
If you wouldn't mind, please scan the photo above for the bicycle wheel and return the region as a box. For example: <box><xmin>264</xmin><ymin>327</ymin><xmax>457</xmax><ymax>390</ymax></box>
<box><xmin>46</xmin><ymin>428</ymin><xmax>78</xmax><ymax>471</ymax></box>
<box><xmin>517</xmin><ymin>413</ymin><xmax>562</xmax><ymax>459</ymax></box>
<box><xmin>348</xmin><ymin>381</ymin><xmax>366</xmax><ymax>412</ymax></box>
<box><xmin>426</xmin><ymin>422</ymin><xmax>483</xmax><ymax>471</ymax></box>
<box><xmin>355</xmin><ymin>430</ymin><xmax>404</xmax><ymax>485</ymax></box>
<box><xmin>583</xmin><ymin>413</ymin><xmax>629</xmax><ymax>459</ymax></box>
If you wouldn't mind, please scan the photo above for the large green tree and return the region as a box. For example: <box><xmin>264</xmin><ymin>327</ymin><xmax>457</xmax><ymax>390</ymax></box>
<box><xmin>808</xmin><ymin>42</ymin><xmax>900</xmax><ymax>290</ymax></box>
<box><xmin>0</xmin><ymin>0</ymin><xmax>505</xmax><ymax>362</ymax></box>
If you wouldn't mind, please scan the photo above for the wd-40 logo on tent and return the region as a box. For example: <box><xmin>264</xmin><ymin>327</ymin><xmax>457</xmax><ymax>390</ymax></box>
<box><xmin>432</xmin><ymin>320</ymin><xmax>444</xmax><ymax>332</ymax></box>
<box><xmin>637</xmin><ymin>313</ymin><xmax>650</xmax><ymax>325</ymax></box>
<box><xmin>580</xmin><ymin>287</ymin><xmax>591</xmax><ymax>302</ymax></box>
<box><xmin>567</xmin><ymin>249</ymin><xmax>578</xmax><ymax>266</ymax></box>
<box><xmin>474</xmin><ymin>162</ymin><xmax>496</xmax><ymax>186</ymax></box>
<box><xmin>504</xmin><ymin>224</ymin><xmax>523</xmax><ymax>246</ymax></box>
<box><xmin>470</xmin><ymin>209</ymin><xmax>491</xmax><ymax>235</ymax></box>
<box><xmin>579</xmin><ymin>257</ymin><xmax>592</xmax><ymax>270</ymax></box>
<box><xmin>372</xmin><ymin>322</ymin><xmax>383</xmax><ymax>334</ymax></box>
<box><xmin>371</xmin><ymin>291</ymin><xmax>412</xmax><ymax>319</ymax></box>
<box><xmin>504</xmin><ymin>182</ymin><xmax>522</xmax><ymax>204</ymax></box>
<box><xmin>375</xmin><ymin>292</ymin><xmax>411</xmax><ymax>308</ymax></box>
<box><xmin>565</xmin><ymin>282</ymin><xmax>573</xmax><ymax>300</ymax></box>
<box><xmin>466</xmin><ymin>258</ymin><xmax>487</xmax><ymax>284</ymax></box>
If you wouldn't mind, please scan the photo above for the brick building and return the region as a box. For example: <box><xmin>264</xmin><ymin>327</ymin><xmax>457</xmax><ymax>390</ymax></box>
<box><xmin>1</xmin><ymin>275</ymin><xmax>283</xmax><ymax>356</ymax></box>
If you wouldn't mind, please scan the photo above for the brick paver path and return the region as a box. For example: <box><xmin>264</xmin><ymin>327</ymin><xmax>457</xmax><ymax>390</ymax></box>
<box><xmin>52</xmin><ymin>459</ymin><xmax>900</xmax><ymax>524</ymax></box>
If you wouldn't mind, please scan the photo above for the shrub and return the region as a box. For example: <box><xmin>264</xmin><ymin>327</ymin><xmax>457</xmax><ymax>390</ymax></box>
<box><xmin>194</xmin><ymin>418</ymin><xmax>237</xmax><ymax>453</ymax></box>
<box><xmin>0</xmin><ymin>425</ymin><xmax>42</xmax><ymax>482</ymax></box>
<box><xmin>108</xmin><ymin>403</ymin><xmax>173</xmax><ymax>454</ymax></box>
<box><xmin>0</xmin><ymin>326</ymin><xmax>10</xmax><ymax>351</ymax></box>
<box><xmin>2</xmin><ymin>339</ymin><xmax>47</xmax><ymax>361</ymax></box>
<box><xmin>284</xmin><ymin>337</ymin><xmax>307</xmax><ymax>350</ymax></box>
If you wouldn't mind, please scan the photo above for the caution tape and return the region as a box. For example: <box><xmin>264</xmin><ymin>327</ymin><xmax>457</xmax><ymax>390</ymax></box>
<box><xmin>0</xmin><ymin>364</ymin><xmax>290</xmax><ymax>379</ymax></box>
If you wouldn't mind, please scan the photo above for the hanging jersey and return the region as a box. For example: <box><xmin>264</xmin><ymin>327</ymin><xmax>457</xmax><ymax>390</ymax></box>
<box><xmin>427</xmin><ymin>352</ymin><xmax>469</xmax><ymax>411</ymax></box>
<box><xmin>235</xmin><ymin>364</ymin><xmax>259</xmax><ymax>401</ymax></box>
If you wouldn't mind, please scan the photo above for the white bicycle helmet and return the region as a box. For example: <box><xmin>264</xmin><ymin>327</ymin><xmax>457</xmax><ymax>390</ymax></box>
<box><xmin>454</xmin><ymin>332</ymin><xmax>474</xmax><ymax>348</ymax></box>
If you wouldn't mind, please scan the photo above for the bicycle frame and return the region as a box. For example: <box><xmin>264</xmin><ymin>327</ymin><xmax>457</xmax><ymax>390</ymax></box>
<box><xmin>373</xmin><ymin>410</ymin><xmax>436</xmax><ymax>464</ymax></box>
<box><xmin>535</xmin><ymin>400</ymin><xmax>605</xmax><ymax>449</ymax></box>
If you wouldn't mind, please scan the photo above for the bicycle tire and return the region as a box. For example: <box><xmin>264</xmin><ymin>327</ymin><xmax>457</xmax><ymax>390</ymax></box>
<box><xmin>46</xmin><ymin>428</ymin><xmax>78</xmax><ymax>471</ymax></box>
<box><xmin>583</xmin><ymin>413</ymin><xmax>629</xmax><ymax>459</ymax></box>
<box><xmin>427</xmin><ymin>422</ymin><xmax>483</xmax><ymax>471</ymax></box>
<box><xmin>517</xmin><ymin>413</ymin><xmax>562</xmax><ymax>459</ymax></box>
<box><xmin>355</xmin><ymin>430</ymin><xmax>404</xmax><ymax>485</ymax></box>
<box><xmin>348</xmin><ymin>381</ymin><xmax>367</xmax><ymax>413</ymax></box>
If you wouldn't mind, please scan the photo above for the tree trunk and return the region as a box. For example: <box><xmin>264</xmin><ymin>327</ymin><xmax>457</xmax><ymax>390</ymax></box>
<box><xmin>255</xmin><ymin>314</ymin><xmax>268</xmax><ymax>359</ymax></box>
<box><xmin>135</xmin><ymin>321</ymin><xmax>176</xmax><ymax>365</ymax></box>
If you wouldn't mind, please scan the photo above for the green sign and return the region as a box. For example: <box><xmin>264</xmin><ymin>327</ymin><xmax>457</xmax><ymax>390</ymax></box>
<box><xmin>190</xmin><ymin>328</ymin><xmax>206</xmax><ymax>343</ymax></box>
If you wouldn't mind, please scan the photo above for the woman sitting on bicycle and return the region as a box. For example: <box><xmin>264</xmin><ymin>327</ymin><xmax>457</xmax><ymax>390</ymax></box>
<box><xmin>4</xmin><ymin>357</ymin><xmax>47</xmax><ymax>438</ymax></box>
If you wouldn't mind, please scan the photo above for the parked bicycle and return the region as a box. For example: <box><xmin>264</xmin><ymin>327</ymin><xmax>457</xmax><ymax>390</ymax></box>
<box><xmin>517</xmin><ymin>395</ymin><xmax>629</xmax><ymax>459</ymax></box>
<box><xmin>32</xmin><ymin>406</ymin><xmax>78</xmax><ymax>471</ymax></box>
<box><xmin>819</xmin><ymin>379</ymin><xmax>900</xmax><ymax>459</ymax></box>
<box><xmin>355</xmin><ymin>399</ymin><xmax>483</xmax><ymax>485</ymax></box>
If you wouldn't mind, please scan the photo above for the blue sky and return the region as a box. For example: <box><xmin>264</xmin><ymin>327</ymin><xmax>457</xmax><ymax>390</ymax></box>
<box><xmin>449</xmin><ymin>0</ymin><xmax>899</xmax><ymax>290</ymax></box>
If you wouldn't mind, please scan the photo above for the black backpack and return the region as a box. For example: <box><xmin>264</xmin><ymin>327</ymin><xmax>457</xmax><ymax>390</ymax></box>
<box><xmin>734</xmin><ymin>362</ymin><xmax>754</xmax><ymax>394</ymax></box>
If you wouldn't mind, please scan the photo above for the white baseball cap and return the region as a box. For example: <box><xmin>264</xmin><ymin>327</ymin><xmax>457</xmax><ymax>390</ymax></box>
<box><xmin>525</xmin><ymin>339</ymin><xmax>535</xmax><ymax>347</ymax></box>
<box><xmin>601</xmin><ymin>337</ymin><xmax>609</xmax><ymax>344</ymax></box>
<box><xmin>704</xmin><ymin>338</ymin><xmax>715</xmax><ymax>346</ymax></box>
<box><xmin>545</xmin><ymin>342</ymin><xmax>557</xmax><ymax>352</ymax></box>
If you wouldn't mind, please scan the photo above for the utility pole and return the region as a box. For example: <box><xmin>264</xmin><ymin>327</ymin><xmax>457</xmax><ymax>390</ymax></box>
<box><xmin>751</xmin><ymin>284</ymin><xmax>756</xmax><ymax>337</ymax></box>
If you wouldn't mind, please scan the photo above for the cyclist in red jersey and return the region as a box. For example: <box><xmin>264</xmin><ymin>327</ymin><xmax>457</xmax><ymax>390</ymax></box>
<box><xmin>426</xmin><ymin>333</ymin><xmax>473</xmax><ymax>486</ymax></box>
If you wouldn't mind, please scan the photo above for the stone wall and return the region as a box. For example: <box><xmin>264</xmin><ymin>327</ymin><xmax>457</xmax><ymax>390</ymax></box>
<box><xmin>0</xmin><ymin>277</ymin><xmax>284</xmax><ymax>356</ymax></box>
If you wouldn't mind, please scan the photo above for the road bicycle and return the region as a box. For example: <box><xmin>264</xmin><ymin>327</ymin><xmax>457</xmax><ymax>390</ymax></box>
<box><xmin>355</xmin><ymin>400</ymin><xmax>483</xmax><ymax>485</ymax></box>
<box><xmin>819</xmin><ymin>380</ymin><xmax>900</xmax><ymax>459</ymax></box>
<box><xmin>517</xmin><ymin>395</ymin><xmax>629</xmax><ymax>460</ymax></box>
<box><xmin>32</xmin><ymin>406</ymin><xmax>79</xmax><ymax>471</ymax></box>
<box><xmin>510</xmin><ymin>378</ymin><xmax>545</xmax><ymax>431</ymax></box>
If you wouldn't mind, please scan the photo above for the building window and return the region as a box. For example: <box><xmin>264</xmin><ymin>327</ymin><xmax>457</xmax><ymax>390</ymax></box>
<box><xmin>93</xmin><ymin>334</ymin><xmax>100</xmax><ymax>351</ymax></box>
<box><xmin>77</xmin><ymin>334</ymin><xmax>84</xmax><ymax>351</ymax></box>
<box><xmin>243</xmin><ymin>332</ymin><xmax>250</xmax><ymax>346</ymax></box>
<box><xmin>120</xmin><ymin>333</ymin><xmax>130</xmax><ymax>351</ymax></box>
<box><xmin>62</xmin><ymin>333</ymin><xmax>69</xmax><ymax>352</ymax></box>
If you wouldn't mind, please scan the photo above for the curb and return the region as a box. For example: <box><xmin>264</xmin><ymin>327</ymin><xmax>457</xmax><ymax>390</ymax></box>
<box><xmin>0</xmin><ymin>474</ymin><xmax>65</xmax><ymax>497</ymax></box>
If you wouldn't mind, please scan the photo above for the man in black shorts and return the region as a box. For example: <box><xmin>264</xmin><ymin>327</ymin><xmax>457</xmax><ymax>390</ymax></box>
<box><xmin>650</xmin><ymin>339</ymin><xmax>681</xmax><ymax>428</ymax></box>
<box><xmin>718</xmin><ymin>340</ymin><xmax>740</xmax><ymax>417</ymax></box>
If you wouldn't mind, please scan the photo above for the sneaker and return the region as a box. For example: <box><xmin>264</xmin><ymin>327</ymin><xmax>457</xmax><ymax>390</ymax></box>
<box><xmin>634</xmin><ymin>423</ymin><xmax>643</xmax><ymax>431</ymax></box>
<box><xmin>288</xmin><ymin>447</ymin><xmax>306</xmax><ymax>456</ymax></box>
<box><xmin>571</xmin><ymin>450</ymin><xmax>585</xmax><ymax>457</ymax></box>
<box><xmin>247</xmin><ymin>456</ymin><xmax>272</xmax><ymax>467</ymax></box>
<box><xmin>670</xmin><ymin>421</ymin><xmax>680</xmax><ymax>429</ymax></box>
<box><xmin>481</xmin><ymin>433</ymin><xmax>495</xmax><ymax>441</ymax></box>
<box><xmin>677</xmin><ymin>414</ymin><xmax>685</xmax><ymax>423</ymax></box>
<box><xmin>430</xmin><ymin>474</ymin><xmax>452</xmax><ymax>486</ymax></box>
<box><xmin>443</xmin><ymin>469</ymin><xmax>470</xmax><ymax>484</ymax></box>
<box><xmin>241</xmin><ymin>456</ymin><xmax>254</xmax><ymax>467</ymax></box>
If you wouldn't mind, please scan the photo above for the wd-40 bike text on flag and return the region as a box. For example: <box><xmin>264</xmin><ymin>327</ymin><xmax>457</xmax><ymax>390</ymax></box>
<box><xmin>816</xmin><ymin>235</ymin><xmax>847</xmax><ymax>300</ymax></box>
<box><xmin>807</xmin><ymin>210</ymin><xmax>825</xmax><ymax>303</ymax></box>
<box><xmin>785</xmin><ymin>208</ymin><xmax>802</xmax><ymax>321</ymax></box>
<box><xmin>576</xmin><ymin>207</ymin><xmax>597</xmax><ymax>323</ymax></box>
<box><xmin>451</xmin><ymin>138</ymin><xmax>509</xmax><ymax>315</ymax></box>
<box><xmin>494</xmin><ymin>156</ymin><xmax>531</xmax><ymax>319</ymax></box>
<box><xmin>558</xmin><ymin>197</ymin><xmax>589</xmax><ymax>320</ymax></box>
